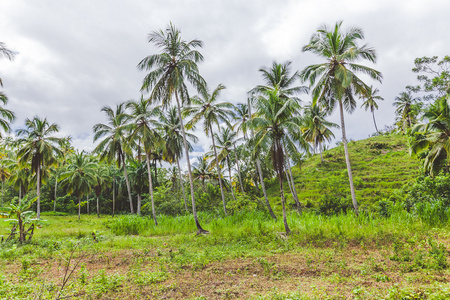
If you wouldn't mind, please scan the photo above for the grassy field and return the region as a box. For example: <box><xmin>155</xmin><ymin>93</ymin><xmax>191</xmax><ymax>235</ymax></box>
<box><xmin>1</xmin><ymin>210</ymin><xmax>450</xmax><ymax>299</ymax></box>
<box><xmin>266</xmin><ymin>134</ymin><xmax>420</xmax><ymax>212</ymax></box>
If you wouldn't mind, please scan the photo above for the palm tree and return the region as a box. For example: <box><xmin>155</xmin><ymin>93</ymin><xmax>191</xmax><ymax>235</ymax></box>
<box><xmin>300</xmin><ymin>21</ymin><xmax>382</xmax><ymax>215</ymax></box>
<box><xmin>193</xmin><ymin>155</ymin><xmax>214</xmax><ymax>186</ymax></box>
<box><xmin>126</xmin><ymin>97</ymin><xmax>161</xmax><ymax>224</ymax></box>
<box><xmin>233</xmin><ymin>103</ymin><xmax>250</xmax><ymax>140</ymax></box>
<box><xmin>185</xmin><ymin>83</ymin><xmax>235</xmax><ymax>215</ymax></box>
<box><xmin>213</xmin><ymin>127</ymin><xmax>244</xmax><ymax>196</ymax></box>
<box><xmin>361</xmin><ymin>86</ymin><xmax>384</xmax><ymax>133</ymax></box>
<box><xmin>52</xmin><ymin>136</ymin><xmax>74</xmax><ymax>211</ymax></box>
<box><xmin>60</xmin><ymin>151</ymin><xmax>96</xmax><ymax>220</ymax></box>
<box><xmin>138</xmin><ymin>23</ymin><xmax>208</xmax><ymax>234</ymax></box>
<box><xmin>127</xmin><ymin>159</ymin><xmax>148</xmax><ymax>216</ymax></box>
<box><xmin>394</xmin><ymin>91</ymin><xmax>419</xmax><ymax>132</ymax></box>
<box><xmin>159</xmin><ymin>106</ymin><xmax>198</xmax><ymax>212</ymax></box>
<box><xmin>247</xmin><ymin>95</ymin><xmax>277</xmax><ymax>220</ymax></box>
<box><xmin>251</xmin><ymin>89</ymin><xmax>304</xmax><ymax>235</ymax></box>
<box><xmin>16</xmin><ymin>117</ymin><xmax>63</xmax><ymax>219</ymax></box>
<box><xmin>303</xmin><ymin>104</ymin><xmax>339</xmax><ymax>162</ymax></box>
<box><xmin>410</xmin><ymin>95</ymin><xmax>450</xmax><ymax>176</ymax></box>
<box><xmin>93</xmin><ymin>104</ymin><xmax>134</xmax><ymax>214</ymax></box>
<box><xmin>6</xmin><ymin>152</ymin><xmax>31</xmax><ymax>203</ymax></box>
<box><xmin>0</xmin><ymin>42</ymin><xmax>16</xmax><ymax>105</ymax></box>
<box><xmin>92</xmin><ymin>157</ymin><xmax>111</xmax><ymax>217</ymax></box>
<box><xmin>0</xmin><ymin>97</ymin><xmax>15</xmax><ymax>138</ymax></box>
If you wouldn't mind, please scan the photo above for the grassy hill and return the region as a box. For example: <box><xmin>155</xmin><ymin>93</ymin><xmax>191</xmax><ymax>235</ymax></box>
<box><xmin>267</xmin><ymin>133</ymin><xmax>420</xmax><ymax>211</ymax></box>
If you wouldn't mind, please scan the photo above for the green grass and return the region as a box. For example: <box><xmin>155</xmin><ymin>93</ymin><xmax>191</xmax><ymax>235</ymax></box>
<box><xmin>267</xmin><ymin>133</ymin><xmax>420</xmax><ymax>210</ymax></box>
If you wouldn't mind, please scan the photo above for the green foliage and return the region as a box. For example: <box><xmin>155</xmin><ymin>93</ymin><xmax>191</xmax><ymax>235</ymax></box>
<box><xmin>106</xmin><ymin>215</ymin><xmax>153</xmax><ymax>235</ymax></box>
<box><xmin>226</xmin><ymin>193</ymin><xmax>257</xmax><ymax>214</ymax></box>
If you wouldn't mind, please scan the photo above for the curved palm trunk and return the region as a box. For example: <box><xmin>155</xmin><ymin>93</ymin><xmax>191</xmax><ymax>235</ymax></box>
<box><xmin>210</xmin><ymin>124</ymin><xmax>227</xmax><ymax>215</ymax></box>
<box><xmin>122</xmin><ymin>156</ymin><xmax>134</xmax><ymax>214</ymax></box>
<box><xmin>226</xmin><ymin>156</ymin><xmax>236</xmax><ymax>201</ymax></box>
<box><xmin>372</xmin><ymin>110</ymin><xmax>379</xmax><ymax>133</ymax></box>
<box><xmin>276</xmin><ymin>141</ymin><xmax>290</xmax><ymax>235</ymax></box>
<box><xmin>36</xmin><ymin>163</ymin><xmax>41</xmax><ymax>219</ymax></box>
<box><xmin>285</xmin><ymin>154</ymin><xmax>301</xmax><ymax>214</ymax></box>
<box><xmin>338</xmin><ymin>100</ymin><xmax>358</xmax><ymax>215</ymax></box>
<box><xmin>176</xmin><ymin>158</ymin><xmax>189</xmax><ymax>212</ymax></box>
<box><xmin>233</xmin><ymin>143</ymin><xmax>245</xmax><ymax>193</ymax></box>
<box><xmin>319</xmin><ymin>142</ymin><xmax>324</xmax><ymax>163</ymax></box>
<box><xmin>145</xmin><ymin>150</ymin><xmax>157</xmax><ymax>225</ymax></box>
<box><xmin>175</xmin><ymin>91</ymin><xmax>207</xmax><ymax>233</ymax></box>
<box><xmin>248</xmin><ymin>97</ymin><xmax>276</xmax><ymax>220</ymax></box>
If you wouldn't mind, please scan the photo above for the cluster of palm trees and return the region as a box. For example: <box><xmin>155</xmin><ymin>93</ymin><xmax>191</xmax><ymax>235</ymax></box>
<box><xmin>0</xmin><ymin>21</ymin><xmax>384</xmax><ymax>234</ymax></box>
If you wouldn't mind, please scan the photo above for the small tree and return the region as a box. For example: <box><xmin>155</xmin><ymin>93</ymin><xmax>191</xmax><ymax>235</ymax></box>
<box><xmin>0</xmin><ymin>195</ymin><xmax>38</xmax><ymax>243</ymax></box>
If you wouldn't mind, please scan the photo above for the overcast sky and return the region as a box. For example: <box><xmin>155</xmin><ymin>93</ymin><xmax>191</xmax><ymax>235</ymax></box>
<box><xmin>1</xmin><ymin>0</ymin><xmax>449</xmax><ymax>165</ymax></box>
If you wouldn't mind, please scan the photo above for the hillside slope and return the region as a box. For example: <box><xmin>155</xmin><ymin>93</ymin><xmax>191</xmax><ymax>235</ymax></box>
<box><xmin>267</xmin><ymin>134</ymin><xmax>420</xmax><ymax>211</ymax></box>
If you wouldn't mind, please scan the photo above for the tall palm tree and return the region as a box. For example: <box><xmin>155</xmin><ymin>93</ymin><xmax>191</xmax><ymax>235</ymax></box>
<box><xmin>0</xmin><ymin>97</ymin><xmax>15</xmax><ymax>138</ymax></box>
<box><xmin>361</xmin><ymin>86</ymin><xmax>384</xmax><ymax>133</ymax></box>
<box><xmin>233</xmin><ymin>103</ymin><xmax>250</xmax><ymax>140</ymax></box>
<box><xmin>52</xmin><ymin>136</ymin><xmax>74</xmax><ymax>211</ymax></box>
<box><xmin>126</xmin><ymin>97</ymin><xmax>161</xmax><ymax>224</ymax></box>
<box><xmin>394</xmin><ymin>91</ymin><xmax>419</xmax><ymax>132</ymax></box>
<box><xmin>0</xmin><ymin>42</ymin><xmax>16</xmax><ymax>105</ymax></box>
<box><xmin>93</xmin><ymin>104</ymin><xmax>134</xmax><ymax>214</ymax></box>
<box><xmin>17</xmin><ymin>117</ymin><xmax>63</xmax><ymax>218</ymax></box>
<box><xmin>92</xmin><ymin>157</ymin><xmax>111</xmax><ymax>217</ymax></box>
<box><xmin>185</xmin><ymin>83</ymin><xmax>235</xmax><ymax>216</ymax></box>
<box><xmin>159</xmin><ymin>106</ymin><xmax>198</xmax><ymax>212</ymax></box>
<box><xmin>60</xmin><ymin>151</ymin><xmax>96</xmax><ymax>220</ymax></box>
<box><xmin>138</xmin><ymin>23</ymin><xmax>208</xmax><ymax>234</ymax></box>
<box><xmin>251</xmin><ymin>89</ymin><xmax>304</xmax><ymax>235</ymax></box>
<box><xmin>303</xmin><ymin>104</ymin><xmax>339</xmax><ymax>162</ymax></box>
<box><xmin>193</xmin><ymin>155</ymin><xmax>214</xmax><ymax>186</ymax></box>
<box><xmin>127</xmin><ymin>159</ymin><xmax>148</xmax><ymax>216</ymax></box>
<box><xmin>300</xmin><ymin>21</ymin><xmax>382</xmax><ymax>215</ymax></box>
<box><xmin>6</xmin><ymin>152</ymin><xmax>31</xmax><ymax>203</ymax></box>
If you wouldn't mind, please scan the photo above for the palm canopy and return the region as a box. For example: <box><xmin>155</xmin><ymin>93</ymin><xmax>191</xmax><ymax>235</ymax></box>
<box><xmin>16</xmin><ymin>117</ymin><xmax>63</xmax><ymax>173</ymax></box>
<box><xmin>303</xmin><ymin>103</ymin><xmax>339</xmax><ymax>151</ymax></box>
<box><xmin>300</xmin><ymin>21</ymin><xmax>382</xmax><ymax>112</ymax></box>
<box><xmin>410</xmin><ymin>96</ymin><xmax>450</xmax><ymax>176</ymax></box>
<box><xmin>137</xmin><ymin>23</ymin><xmax>206</xmax><ymax>106</ymax></box>
<box><xmin>185</xmin><ymin>84</ymin><xmax>235</xmax><ymax>136</ymax></box>
<box><xmin>233</xmin><ymin>103</ymin><xmax>249</xmax><ymax>139</ymax></box>
<box><xmin>159</xmin><ymin>106</ymin><xmax>198</xmax><ymax>163</ymax></box>
<box><xmin>394</xmin><ymin>91</ymin><xmax>420</xmax><ymax>131</ymax></box>
<box><xmin>92</xmin><ymin>103</ymin><xmax>131</xmax><ymax>166</ymax></box>
<box><xmin>213</xmin><ymin>127</ymin><xmax>243</xmax><ymax>164</ymax></box>
<box><xmin>250</xmin><ymin>61</ymin><xmax>308</xmax><ymax>100</ymax></box>
<box><xmin>60</xmin><ymin>151</ymin><xmax>96</xmax><ymax>198</ymax></box>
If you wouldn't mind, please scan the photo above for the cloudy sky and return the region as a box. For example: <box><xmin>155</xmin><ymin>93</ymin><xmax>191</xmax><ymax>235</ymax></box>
<box><xmin>1</xmin><ymin>0</ymin><xmax>449</xmax><ymax>164</ymax></box>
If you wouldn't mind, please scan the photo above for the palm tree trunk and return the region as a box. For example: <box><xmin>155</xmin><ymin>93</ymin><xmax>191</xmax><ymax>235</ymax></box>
<box><xmin>338</xmin><ymin>100</ymin><xmax>358</xmax><ymax>215</ymax></box>
<box><xmin>319</xmin><ymin>142</ymin><xmax>324</xmax><ymax>163</ymax></box>
<box><xmin>36</xmin><ymin>163</ymin><xmax>41</xmax><ymax>219</ymax></box>
<box><xmin>248</xmin><ymin>97</ymin><xmax>276</xmax><ymax>220</ymax></box>
<box><xmin>145</xmin><ymin>150</ymin><xmax>157</xmax><ymax>225</ymax></box>
<box><xmin>233</xmin><ymin>143</ymin><xmax>245</xmax><ymax>193</ymax></box>
<box><xmin>54</xmin><ymin>177</ymin><xmax>57</xmax><ymax>212</ymax></box>
<box><xmin>226</xmin><ymin>156</ymin><xmax>236</xmax><ymax>201</ymax></box>
<box><xmin>1</xmin><ymin>180</ymin><xmax>4</xmax><ymax>206</ymax></box>
<box><xmin>97</xmin><ymin>196</ymin><xmax>100</xmax><ymax>217</ymax></box>
<box><xmin>137</xmin><ymin>193</ymin><xmax>141</xmax><ymax>216</ymax></box>
<box><xmin>19</xmin><ymin>186</ymin><xmax>22</xmax><ymax>205</ymax></box>
<box><xmin>176</xmin><ymin>158</ymin><xmax>189</xmax><ymax>212</ymax></box>
<box><xmin>372</xmin><ymin>110</ymin><xmax>379</xmax><ymax>133</ymax></box>
<box><xmin>112</xmin><ymin>172</ymin><xmax>115</xmax><ymax>217</ymax></box>
<box><xmin>77</xmin><ymin>196</ymin><xmax>81</xmax><ymax>220</ymax></box>
<box><xmin>175</xmin><ymin>91</ymin><xmax>207</xmax><ymax>233</ymax></box>
<box><xmin>277</xmin><ymin>170</ymin><xmax>290</xmax><ymax>235</ymax></box>
<box><xmin>122</xmin><ymin>156</ymin><xmax>134</xmax><ymax>214</ymax></box>
<box><xmin>210</xmin><ymin>124</ymin><xmax>227</xmax><ymax>215</ymax></box>
<box><xmin>285</xmin><ymin>154</ymin><xmax>301</xmax><ymax>214</ymax></box>
<box><xmin>86</xmin><ymin>195</ymin><xmax>89</xmax><ymax>214</ymax></box>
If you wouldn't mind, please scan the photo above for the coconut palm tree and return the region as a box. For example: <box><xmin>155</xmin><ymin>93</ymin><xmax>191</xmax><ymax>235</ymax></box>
<box><xmin>127</xmin><ymin>159</ymin><xmax>148</xmax><ymax>216</ymax></box>
<box><xmin>93</xmin><ymin>104</ymin><xmax>135</xmax><ymax>214</ymax></box>
<box><xmin>92</xmin><ymin>157</ymin><xmax>111</xmax><ymax>217</ymax></box>
<box><xmin>250</xmin><ymin>88</ymin><xmax>304</xmax><ymax>235</ymax></box>
<box><xmin>193</xmin><ymin>155</ymin><xmax>214</xmax><ymax>186</ymax></box>
<box><xmin>138</xmin><ymin>23</ymin><xmax>208</xmax><ymax>233</ymax></box>
<box><xmin>361</xmin><ymin>86</ymin><xmax>384</xmax><ymax>133</ymax></box>
<box><xmin>16</xmin><ymin>117</ymin><xmax>63</xmax><ymax>218</ymax></box>
<box><xmin>126</xmin><ymin>97</ymin><xmax>161</xmax><ymax>224</ymax></box>
<box><xmin>233</xmin><ymin>103</ymin><xmax>250</xmax><ymax>140</ymax></box>
<box><xmin>394</xmin><ymin>91</ymin><xmax>420</xmax><ymax>132</ymax></box>
<box><xmin>0</xmin><ymin>97</ymin><xmax>15</xmax><ymax>138</ymax></box>
<box><xmin>410</xmin><ymin>95</ymin><xmax>450</xmax><ymax>176</ymax></box>
<box><xmin>185</xmin><ymin>83</ymin><xmax>235</xmax><ymax>215</ymax></box>
<box><xmin>158</xmin><ymin>106</ymin><xmax>198</xmax><ymax>212</ymax></box>
<box><xmin>303</xmin><ymin>104</ymin><xmax>339</xmax><ymax>162</ymax></box>
<box><xmin>0</xmin><ymin>42</ymin><xmax>16</xmax><ymax>105</ymax></box>
<box><xmin>300</xmin><ymin>21</ymin><xmax>382</xmax><ymax>215</ymax></box>
<box><xmin>212</xmin><ymin>127</ymin><xmax>244</xmax><ymax>196</ymax></box>
<box><xmin>60</xmin><ymin>151</ymin><xmax>96</xmax><ymax>220</ymax></box>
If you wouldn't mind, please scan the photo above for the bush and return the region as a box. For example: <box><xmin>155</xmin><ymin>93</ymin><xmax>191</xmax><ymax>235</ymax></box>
<box><xmin>414</xmin><ymin>199</ymin><xmax>450</xmax><ymax>227</ymax></box>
